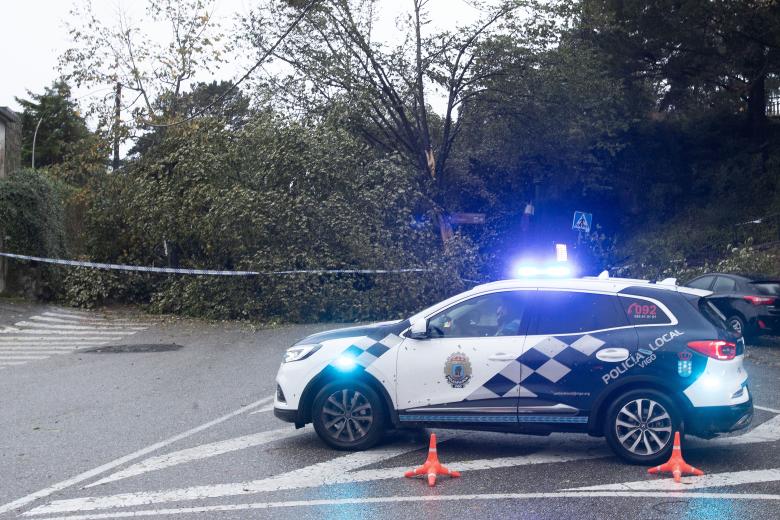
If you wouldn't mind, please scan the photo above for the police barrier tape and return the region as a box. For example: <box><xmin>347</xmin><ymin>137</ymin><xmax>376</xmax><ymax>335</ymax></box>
<box><xmin>0</xmin><ymin>252</ymin><xmax>430</xmax><ymax>276</ymax></box>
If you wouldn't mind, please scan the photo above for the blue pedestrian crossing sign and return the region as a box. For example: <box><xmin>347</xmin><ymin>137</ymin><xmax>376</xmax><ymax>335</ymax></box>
<box><xmin>572</xmin><ymin>211</ymin><xmax>592</xmax><ymax>233</ymax></box>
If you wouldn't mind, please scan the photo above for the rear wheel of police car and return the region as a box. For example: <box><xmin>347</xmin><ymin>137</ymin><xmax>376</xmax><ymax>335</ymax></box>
<box><xmin>312</xmin><ymin>380</ymin><xmax>386</xmax><ymax>450</ymax></box>
<box><xmin>605</xmin><ymin>389</ymin><xmax>682</xmax><ymax>465</ymax></box>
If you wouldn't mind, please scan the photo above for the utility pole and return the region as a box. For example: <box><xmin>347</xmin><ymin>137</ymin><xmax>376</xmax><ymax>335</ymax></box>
<box><xmin>112</xmin><ymin>81</ymin><xmax>121</xmax><ymax>171</ymax></box>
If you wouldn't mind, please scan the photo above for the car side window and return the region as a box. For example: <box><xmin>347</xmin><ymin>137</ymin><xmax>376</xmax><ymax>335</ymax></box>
<box><xmin>688</xmin><ymin>276</ymin><xmax>714</xmax><ymax>290</ymax></box>
<box><xmin>529</xmin><ymin>291</ymin><xmax>628</xmax><ymax>335</ymax></box>
<box><xmin>712</xmin><ymin>277</ymin><xmax>736</xmax><ymax>293</ymax></box>
<box><xmin>619</xmin><ymin>296</ymin><xmax>673</xmax><ymax>325</ymax></box>
<box><xmin>427</xmin><ymin>291</ymin><xmax>529</xmax><ymax>338</ymax></box>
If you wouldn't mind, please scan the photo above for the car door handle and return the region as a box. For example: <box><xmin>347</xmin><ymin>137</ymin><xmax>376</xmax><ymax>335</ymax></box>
<box><xmin>596</xmin><ymin>348</ymin><xmax>630</xmax><ymax>362</ymax></box>
<box><xmin>489</xmin><ymin>353</ymin><xmax>515</xmax><ymax>362</ymax></box>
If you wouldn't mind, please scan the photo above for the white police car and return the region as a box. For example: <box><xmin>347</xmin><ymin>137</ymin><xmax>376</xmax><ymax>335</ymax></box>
<box><xmin>274</xmin><ymin>276</ymin><xmax>753</xmax><ymax>464</ymax></box>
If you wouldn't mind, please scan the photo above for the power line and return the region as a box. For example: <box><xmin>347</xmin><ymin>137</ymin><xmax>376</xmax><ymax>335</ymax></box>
<box><xmin>148</xmin><ymin>0</ymin><xmax>320</xmax><ymax>129</ymax></box>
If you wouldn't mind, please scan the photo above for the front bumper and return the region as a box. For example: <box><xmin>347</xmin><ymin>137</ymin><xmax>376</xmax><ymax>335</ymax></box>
<box><xmin>274</xmin><ymin>407</ymin><xmax>300</xmax><ymax>424</ymax></box>
<box><xmin>686</xmin><ymin>397</ymin><xmax>753</xmax><ymax>438</ymax></box>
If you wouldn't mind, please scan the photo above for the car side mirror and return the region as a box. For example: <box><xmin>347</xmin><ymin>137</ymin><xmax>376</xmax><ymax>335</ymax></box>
<box><xmin>408</xmin><ymin>318</ymin><xmax>429</xmax><ymax>340</ymax></box>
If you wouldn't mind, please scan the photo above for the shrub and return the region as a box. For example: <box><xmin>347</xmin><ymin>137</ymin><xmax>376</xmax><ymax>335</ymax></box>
<box><xmin>0</xmin><ymin>168</ymin><xmax>67</xmax><ymax>297</ymax></box>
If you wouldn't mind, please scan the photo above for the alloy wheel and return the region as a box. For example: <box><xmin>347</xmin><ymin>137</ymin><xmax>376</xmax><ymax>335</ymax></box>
<box><xmin>729</xmin><ymin>317</ymin><xmax>743</xmax><ymax>335</ymax></box>
<box><xmin>320</xmin><ymin>388</ymin><xmax>374</xmax><ymax>443</ymax></box>
<box><xmin>615</xmin><ymin>398</ymin><xmax>673</xmax><ymax>456</ymax></box>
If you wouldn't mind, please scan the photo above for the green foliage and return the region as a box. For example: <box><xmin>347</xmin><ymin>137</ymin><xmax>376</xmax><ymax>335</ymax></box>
<box><xmin>16</xmin><ymin>80</ymin><xmax>90</xmax><ymax>168</ymax></box>
<box><xmin>620</xmin><ymin>240</ymin><xmax>779</xmax><ymax>283</ymax></box>
<box><xmin>68</xmin><ymin>113</ymin><xmax>477</xmax><ymax>318</ymax></box>
<box><xmin>0</xmin><ymin>169</ymin><xmax>68</xmax><ymax>297</ymax></box>
<box><xmin>61</xmin><ymin>269</ymin><xmax>153</xmax><ymax>308</ymax></box>
<box><xmin>0</xmin><ymin>169</ymin><xmax>67</xmax><ymax>257</ymax></box>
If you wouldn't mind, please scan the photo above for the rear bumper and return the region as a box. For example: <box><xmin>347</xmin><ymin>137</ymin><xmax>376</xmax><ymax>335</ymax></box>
<box><xmin>752</xmin><ymin>314</ymin><xmax>780</xmax><ymax>334</ymax></box>
<box><xmin>686</xmin><ymin>397</ymin><xmax>753</xmax><ymax>438</ymax></box>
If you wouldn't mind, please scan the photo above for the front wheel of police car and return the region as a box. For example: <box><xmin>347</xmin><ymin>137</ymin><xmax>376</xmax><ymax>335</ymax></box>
<box><xmin>311</xmin><ymin>380</ymin><xmax>387</xmax><ymax>450</ymax></box>
<box><xmin>604</xmin><ymin>389</ymin><xmax>683</xmax><ymax>465</ymax></box>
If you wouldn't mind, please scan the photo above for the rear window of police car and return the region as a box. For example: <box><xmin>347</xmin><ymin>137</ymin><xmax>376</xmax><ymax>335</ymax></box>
<box><xmin>532</xmin><ymin>291</ymin><xmax>628</xmax><ymax>334</ymax></box>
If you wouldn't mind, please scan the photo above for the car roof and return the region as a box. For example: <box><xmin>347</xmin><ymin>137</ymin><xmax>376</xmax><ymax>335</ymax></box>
<box><xmin>408</xmin><ymin>275</ymin><xmax>710</xmax><ymax>323</ymax></box>
<box><xmin>690</xmin><ymin>272</ymin><xmax>779</xmax><ymax>283</ymax></box>
<box><xmin>471</xmin><ymin>277</ymin><xmax>710</xmax><ymax>297</ymax></box>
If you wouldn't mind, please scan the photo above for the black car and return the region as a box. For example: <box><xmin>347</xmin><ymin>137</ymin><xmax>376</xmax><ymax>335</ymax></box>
<box><xmin>686</xmin><ymin>273</ymin><xmax>780</xmax><ymax>337</ymax></box>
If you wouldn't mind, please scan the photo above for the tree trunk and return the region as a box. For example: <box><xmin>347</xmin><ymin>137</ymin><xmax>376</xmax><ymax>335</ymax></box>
<box><xmin>747</xmin><ymin>74</ymin><xmax>767</xmax><ymax>141</ymax></box>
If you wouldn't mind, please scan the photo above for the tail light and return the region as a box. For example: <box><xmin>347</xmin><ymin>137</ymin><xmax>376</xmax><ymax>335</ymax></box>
<box><xmin>687</xmin><ymin>340</ymin><xmax>737</xmax><ymax>360</ymax></box>
<box><xmin>744</xmin><ymin>295</ymin><xmax>776</xmax><ymax>306</ymax></box>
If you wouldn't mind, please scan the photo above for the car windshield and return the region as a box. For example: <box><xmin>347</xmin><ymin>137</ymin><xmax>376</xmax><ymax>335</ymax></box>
<box><xmin>752</xmin><ymin>282</ymin><xmax>780</xmax><ymax>296</ymax></box>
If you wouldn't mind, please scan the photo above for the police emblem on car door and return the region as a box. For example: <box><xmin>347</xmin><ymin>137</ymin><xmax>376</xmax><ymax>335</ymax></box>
<box><xmin>396</xmin><ymin>290</ymin><xmax>533</xmax><ymax>423</ymax></box>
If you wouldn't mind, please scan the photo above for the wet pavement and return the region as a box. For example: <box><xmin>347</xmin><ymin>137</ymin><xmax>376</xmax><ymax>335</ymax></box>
<box><xmin>1</xmin><ymin>298</ymin><xmax>780</xmax><ymax>519</ymax></box>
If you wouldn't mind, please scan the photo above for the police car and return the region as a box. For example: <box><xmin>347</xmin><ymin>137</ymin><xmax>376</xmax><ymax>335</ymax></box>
<box><xmin>274</xmin><ymin>275</ymin><xmax>753</xmax><ymax>464</ymax></box>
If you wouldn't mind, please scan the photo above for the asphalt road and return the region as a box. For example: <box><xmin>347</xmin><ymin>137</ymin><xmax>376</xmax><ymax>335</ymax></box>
<box><xmin>2</xmin><ymin>298</ymin><xmax>780</xmax><ymax>519</ymax></box>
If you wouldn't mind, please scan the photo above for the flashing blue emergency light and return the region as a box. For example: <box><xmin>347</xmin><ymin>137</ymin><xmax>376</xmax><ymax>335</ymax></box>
<box><xmin>333</xmin><ymin>355</ymin><xmax>358</xmax><ymax>372</ymax></box>
<box><xmin>513</xmin><ymin>263</ymin><xmax>573</xmax><ymax>279</ymax></box>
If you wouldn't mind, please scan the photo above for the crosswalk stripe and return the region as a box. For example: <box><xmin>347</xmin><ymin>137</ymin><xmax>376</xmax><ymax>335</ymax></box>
<box><xmin>49</xmin><ymin>308</ymin><xmax>98</xmax><ymax>315</ymax></box>
<box><xmin>14</xmin><ymin>322</ymin><xmax>145</xmax><ymax>331</ymax></box>
<box><xmin>0</xmin><ymin>337</ymin><xmax>110</xmax><ymax>342</ymax></box>
<box><xmin>41</xmin><ymin>312</ymin><xmax>107</xmax><ymax>320</ymax></box>
<box><xmin>0</xmin><ymin>350</ymin><xmax>72</xmax><ymax>355</ymax></box>
<box><xmin>30</xmin><ymin>316</ymin><xmax>140</xmax><ymax>326</ymax></box>
<box><xmin>0</xmin><ymin>330</ymin><xmax>129</xmax><ymax>336</ymax></box>
<box><xmin>0</xmin><ymin>345</ymin><xmax>80</xmax><ymax>349</ymax></box>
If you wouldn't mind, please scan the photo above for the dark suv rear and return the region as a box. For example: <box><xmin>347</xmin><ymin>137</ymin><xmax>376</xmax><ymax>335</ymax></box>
<box><xmin>686</xmin><ymin>273</ymin><xmax>780</xmax><ymax>338</ymax></box>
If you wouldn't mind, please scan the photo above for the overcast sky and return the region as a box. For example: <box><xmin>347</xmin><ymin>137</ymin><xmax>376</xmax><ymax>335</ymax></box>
<box><xmin>0</xmin><ymin>0</ymin><xmax>483</xmax><ymax>114</ymax></box>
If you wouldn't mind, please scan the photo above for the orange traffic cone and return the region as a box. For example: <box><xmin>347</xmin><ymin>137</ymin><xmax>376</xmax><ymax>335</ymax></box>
<box><xmin>404</xmin><ymin>433</ymin><xmax>460</xmax><ymax>487</ymax></box>
<box><xmin>647</xmin><ymin>431</ymin><xmax>704</xmax><ymax>483</ymax></box>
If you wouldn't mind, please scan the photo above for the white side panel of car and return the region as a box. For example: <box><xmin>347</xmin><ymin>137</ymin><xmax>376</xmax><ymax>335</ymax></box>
<box><xmin>395</xmin><ymin>336</ymin><xmax>526</xmax><ymax>409</ymax></box>
<box><xmin>683</xmin><ymin>355</ymin><xmax>750</xmax><ymax>407</ymax></box>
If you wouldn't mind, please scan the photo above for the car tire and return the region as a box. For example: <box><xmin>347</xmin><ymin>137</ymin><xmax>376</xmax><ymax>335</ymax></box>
<box><xmin>311</xmin><ymin>380</ymin><xmax>386</xmax><ymax>451</ymax></box>
<box><xmin>727</xmin><ymin>315</ymin><xmax>749</xmax><ymax>339</ymax></box>
<box><xmin>604</xmin><ymin>389</ymin><xmax>682</xmax><ymax>465</ymax></box>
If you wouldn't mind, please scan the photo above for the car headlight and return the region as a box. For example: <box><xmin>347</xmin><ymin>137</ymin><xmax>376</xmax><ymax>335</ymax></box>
<box><xmin>283</xmin><ymin>344</ymin><xmax>321</xmax><ymax>363</ymax></box>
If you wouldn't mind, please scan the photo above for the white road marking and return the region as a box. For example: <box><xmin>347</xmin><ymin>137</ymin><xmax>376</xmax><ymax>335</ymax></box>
<box><xmin>28</xmin><ymin>435</ymin><xmax>611</xmax><ymax>515</ymax></box>
<box><xmin>0</xmin><ymin>396</ymin><xmax>275</xmax><ymax>516</ymax></box>
<box><xmin>755</xmin><ymin>405</ymin><xmax>780</xmax><ymax>415</ymax></box>
<box><xmin>27</xmin><ymin>444</ymin><xmax>426</xmax><ymax>515</ymax></box>
<box><xmin>45</xmin><ymin>310</ymin><xmax>101</xmax><ymax>317</ymax></box>
<box><xmin>0</xmin><ymin>350</ymin><xmax>72</xmax><ymax>355</ymax></box>
<box><xmin>22</xmin><ymin>492</ymin><xmax>780</xmax><ymax>520</ymax></box>
<box><xmin>0</xmin><ymin>361</ymin><xmax>28</xmax><ymax>366</ymax></box>
<box><xmin>570</xmin><ymin>467</ymin><xmax>780</xmax><ymax>492</ymax></box>
<box><xmin>0</xmin><ymin>339</ymin><xmax>111</xmax><ymax>343</ymax></box>
<box><xmin>4</xmin><ymin>329</ymin><xmax>129</xmax><ymax>339</ymax></box>
<box><xmin>14</xmin><ymin>322</ymin><xmax>146</xmax><ymax>331</ymax></box>
<box><xmin>0</xmin><ymin>329</ymin><xmax>128</xmax><ymax>339</ymax></box>
<box><xmin>0</xmin><ymin>355</ymin><xmax>50</xmax><ymax>360</ymax></box>
<box><xmin>30</xmin><ymin>317</ymin><xmax>139</xmax><ymax>326</ymax></box>
<box><xmin>86</xmin><ymin>427</ymin><xmax>309</xmax><ymax>487</ymax></box>
<box><xmin>23</xmin><ymin>404</ymin><xmax>780</xmax><ymax>516</ymax></box>
<box><xmin>247</xmin><ymin>404</ymin><xmax>275</xmax><ymax>415</ymax></box>
<box><xmin>0</xmin><ymin>346</ymin><xmax>81</xmax><ymax>351</ymax></box>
